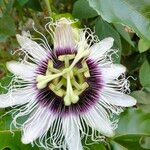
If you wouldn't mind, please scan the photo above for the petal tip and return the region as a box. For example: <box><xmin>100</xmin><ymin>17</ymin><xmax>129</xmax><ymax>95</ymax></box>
<box><xmin>21</xmin><ymin>136</ymin><xmax>32</xmax><ymax>144</ymax></box>
<box><xmin>114</xmin><ymin>64</ymin><xmax>127</xmax><ymax>73</ymax></box>
<box><xmin>105</xmin><ymin>130</ymin><xmax>115</xmax><ymax>137</ymax></box>
<box><xmin>16</xmin><ymin>34</ymin><xmax>25</xmax><ymax>45</ymax></box>
<box><xmin>105</xmin><ymin>37</ymin><xmax>114</xmax><ymax>44</ymax></box>
<box><xmin>128</xmin><ymin>97</ymin><xmax>137</xmax><ymax>107</ymax></box>
<box><xmin>6</xmin><ymin>61</ymin><xmax>14</xmax><ymax>72</ymax></box>
<box><xmin>16</xmin><ymin>34</ymin><xmax>21</xmax><ymax>40</ymax></box>
<box><xmin>6</xmin><ymin>61</ymin><xmax>19</xmax><ymax>74</ymax></box>
<box><xmin>122</xmin><ymin>95</ymin><xmax>137</xmax><ymax>107</ymax></box>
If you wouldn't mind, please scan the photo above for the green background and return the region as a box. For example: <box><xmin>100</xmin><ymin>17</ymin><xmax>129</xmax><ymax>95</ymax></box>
<box><xmin>0</xmin><ymin>0</ymin><xmax>150</xmax><ymax>149</ymax></box>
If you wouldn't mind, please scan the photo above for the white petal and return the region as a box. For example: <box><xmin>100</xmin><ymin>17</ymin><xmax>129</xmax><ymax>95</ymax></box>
<box><xmin>22</xmin><ymin>106</ymin><xmax>55</xmax><ymax>144</ymax></box>
<box><xmin>0</xmin><ymin>87</ymin><xmax>35</xmax><ymax>108</ymax></box>
<box><xmin>82</xmin><ymin>108</ymin><xmax>114</xmax><ymax>137</ymax></box>
<box><xmin>101</xmin><ymin>64</ymin><xmax>126</xmax><ymax>82</ymax></box>
<box><xmin>54</xmin><ymin>18</ymin><xmax>75</xmax><ymax>50</ymax></box>
<box><xmin>16</xmin><ymin>34</ymin><xmax>48</xmax><ymax>61</ymax></box>
<box><xmin>62</xmin><ymin>116</ymin><xmax>83</xmax><ymax>150</ymax></box>
<box><xmin>90</xmin><ymin>37</ymin><xmax>114</xmax><ymax>60</ymax></box>
<box><xmin>101</xmin><ymin>89</ymin><xmax>137</xmax><ymax>107</ymax></box>
<box><xmin>7</xmin><ymin>61</ymin><xmax>36</xmax><ymax>81</ymax></box>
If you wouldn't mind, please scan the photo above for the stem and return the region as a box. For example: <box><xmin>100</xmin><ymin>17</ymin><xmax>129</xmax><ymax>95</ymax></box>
<box><xmin>44</xmin><ymin>0</ymin><xmax>52</xmax><ymax>16</ymax></box>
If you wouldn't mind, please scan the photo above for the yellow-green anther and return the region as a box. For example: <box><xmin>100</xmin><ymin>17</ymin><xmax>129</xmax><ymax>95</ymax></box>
<box><xmin>37</xmin><ymin>73</ymin><xmax>62</xmax><ymax>82</ymax></box>
<box><xmin>78</xmin><ymin>68</ymin><xmax>88</xmax><ymax>74</ymax></box>
<box><xmin>81</xmin><ymin>82</ymin><xmax>89</xmax><ymax>90</ymax></box>
<box><xmin>82</xmin><ymin>61</ymin><xmax>90</xmax><ymax>77</ymax></box>
<box><xmin>55</xmin><ymin>89</ymin><xmax>64</xmax><ymax>97</ymax></box>
<box><xmin>48</xmin><ymin>60</ymin><xmax>53</xmax><ymax>68</ymax></box>
<box><xmin>73</xmin><ymin>82</ymin><xmax>89</xmax><ymax>96</ymax></box>
<box><xmin>49</xmin><ymin>84</ymin><xmax>64</xmax><ymax>97</ymax></box>
<box><xmin>70</xmin><ymin>93</ymin><xmax>79</xmax><ymax>104</ymax></box>
<box><xmin>72</xmin><ymin>78</ymin><xmax>82</xmax><ymax>90</ymax></box>
<box><xmin>36</xmin><ymin>71</ymin><xmax>66</xmax><ymax>89</ymax></box>
<box><xmin>37</xmin><ymin>80</ymin><xmax>49</xmax><ymax>89</ymax></box>
<box><xmin>84</xmin><ymin>71</ymin><xmax>90</xmax><ymax>78</ymax></box>
<box><xmin>58</xmin><ymin>54</ymin><xmax>75</xmax><ymax>61</ymax></box>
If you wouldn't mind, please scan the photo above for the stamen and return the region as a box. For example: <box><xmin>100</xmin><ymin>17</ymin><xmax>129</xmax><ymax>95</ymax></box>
<box><xmin>36</xmin><ymin>71</ymin><xmax>66</xmax><ymax>89</ymax></box>
<box><xmin>82</xmin><ymin>61</ymin><xmax>90</xmax><ymax>77</ymax></box>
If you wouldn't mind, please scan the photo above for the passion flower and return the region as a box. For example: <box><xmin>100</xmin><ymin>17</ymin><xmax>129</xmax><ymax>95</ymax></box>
<box><xmin>0</xmin><ymin>18</ymin><xmax>136</xmax><ymax>150</ymax></box>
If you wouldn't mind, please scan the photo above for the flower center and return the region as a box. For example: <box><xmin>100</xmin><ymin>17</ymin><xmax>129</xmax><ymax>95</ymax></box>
<box><xmin>36</xmin><ymin>50</ymin><xmax>91</xmax><ymax>106</ymax></box>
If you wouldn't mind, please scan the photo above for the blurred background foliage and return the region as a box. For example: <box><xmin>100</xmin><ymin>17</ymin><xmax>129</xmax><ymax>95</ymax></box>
<box><xmin>0</xmin><ymin>0</ymin><xmax>150</xmax><ymax>149</ymax></box>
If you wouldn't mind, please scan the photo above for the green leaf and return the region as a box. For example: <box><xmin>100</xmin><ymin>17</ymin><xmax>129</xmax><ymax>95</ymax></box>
<box><xmin>110</xmin><ymin>140</ymin><xmax>128</xmax><ymax>150</ymax></box>
<box><xmin>113</xmin><ymin>109</ymin><xmax>150</xmax><ymax>150</ymax></box>
<box><xmin>26</xmin><ymin>0</ymin><xmax>42</xmax><ymax>11</ymax></box>
<box><xmin>131</xmin><ymin>90</ymin><xmax>150</xmax><ymax>113</ymax></box>
<box><xmin>115</xmin><ymin>108</ymin><xmax>150</xmax><ymax>137</ymax></box>
<box><xmin>114</xmin><ymin>136</ymin><xmax>146</xmax><ymax>150</ymax></box>
<box><xmin>5</xmin><ymin>0</ymin><xmax>14</xmax><ymax>11</ymax></box>
<box><xmin>0</xmin><ymin>115</ymin><xmax>39</xmax><ymax>150</ymax></box>
<box><xmin>138</xmin><ymin>105</ymin><xmax>150</xmax><ymax>114</ymax></box>
<box><xmin>121</xmin><ymin>38</ymin><xmax>132</xmax><ymax>56</ymax></box>
<box><xmin>87</xmin><ymin>0</ymin><xmax>150</xmax><ymax>42</ymax></box>
<box><xmin>17</xmin><ymin>0</ymin><xmax>29</xmax><ymax>6</ymax></box>
<box><xmin>72</xmin><ymin>0</ymin><xmax>98</xmax><ymax>19</ymax></box>
<box><xmin>0</xmin><ymin>74</ymin><xmax>13</xmax><ymax>94</ymax></box>
<box><xmin>0</xmin><ymin>13</ymin><xmax>16</xmax><ymax>41</ymax></box>
<box><xmin>138</xmin><ymin>39</ymin><xmax>150</xmax><ymax>53</ymax></box>
<box><xmin>114</xmin><ymin>24</ymin><xmax>134</xmax><ymax>47</ymax></box>
<box><xmin>123</xmin><ymin>52</ymin><xmax>146</xmax><ymax>73</ymax></box>
<box><xmin>131</xmin><ymin>90</ymin><xmax>150</xmax><ymax>105</ymax></box>
<box><xmin>95</xmin><ymin>18</ymin><xmax>122</xmax><ymax>63</ymax></box>
<box><xmin>140</xmin><ymin>136</ymin><xmax>150</xmax><ymax>149</ymax></box>
<box><xmin>0</xmin><ymin>35</ymin><xmax>8</xmax><ymax>42</ymax></box>
<box><xmin>139</xmin><ymin>60</ymin><xmax>150</xmax><ymax>88</ymax></box>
